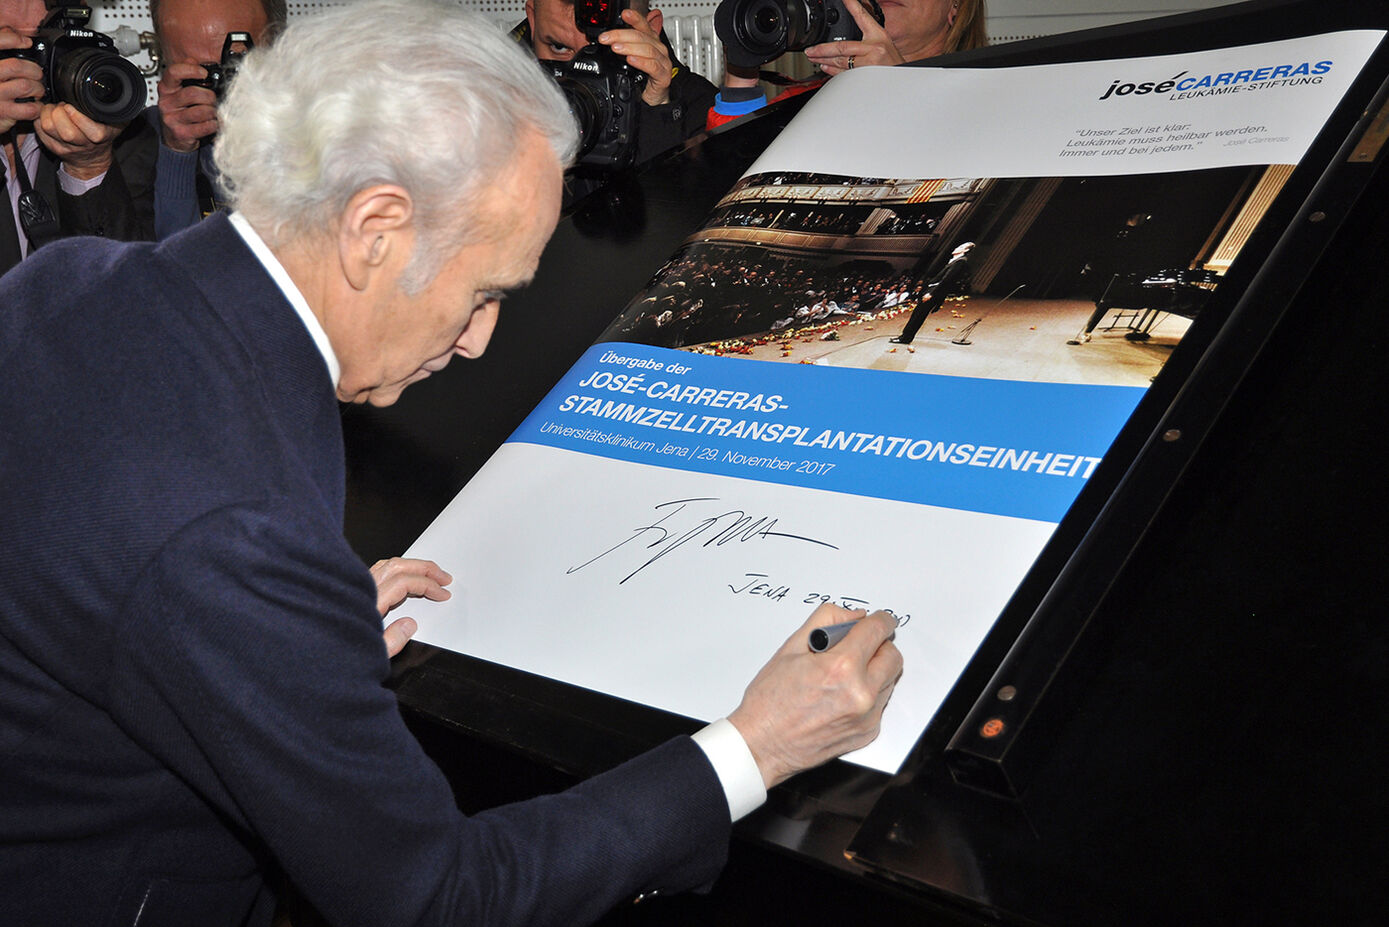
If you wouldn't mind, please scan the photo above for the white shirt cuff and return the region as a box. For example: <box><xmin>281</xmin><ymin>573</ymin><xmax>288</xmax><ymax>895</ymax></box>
<box><xmin>57</xmin><ymin>165</ymin><xmax>107</xmax><ymax>195</ymax></box>
<box><xmin>690</xmin><ymin>718</ymin><xmax>766</xmax><ymax>822</ymax></box>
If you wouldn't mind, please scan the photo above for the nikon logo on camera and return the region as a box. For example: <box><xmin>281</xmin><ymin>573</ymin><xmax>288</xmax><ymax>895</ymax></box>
<box><xmin>570</xmin><ymin>58</ymin><xmax>601</xmax><ymax>74</ymax></box>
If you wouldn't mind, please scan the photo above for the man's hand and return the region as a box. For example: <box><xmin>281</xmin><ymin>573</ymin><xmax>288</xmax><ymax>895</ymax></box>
<box><xmin>0</xmin><ymin>28</ymin><xmax>43</xmax><ymax>134</ymax></box>
<box><xmin>728</xmin><ymin>604</ymin><xmax>902</xmax><ymax>788</ymax></box>
<box><xmin>156</xmin><ymin>63</ymin><xmax>220</xmax><ymax>152</ymax></box>
<box><xmin>33</xmin><ymin>103</ymin><xmax>122</xmax><ymax>180</ymax></box>
<box><xmin>598</xmin><ymin>7</ymin><xmax>673</xmax><ymax>107</ymax></box>
<box><xmin>804</xmin><ymin>0</ymin><xmax>904</xmax><ymax>76</ymax></box>
<box><xmin>370</xmin><ymin>557</ymin><xmax>453</xmax><ymax>658</ymax></box>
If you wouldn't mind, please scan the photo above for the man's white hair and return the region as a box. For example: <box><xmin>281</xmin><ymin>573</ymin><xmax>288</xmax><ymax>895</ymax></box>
<box><xmin>214</xmin><ymin>0</ymin><xmax>578</xmax><ymax>289</ymax></box>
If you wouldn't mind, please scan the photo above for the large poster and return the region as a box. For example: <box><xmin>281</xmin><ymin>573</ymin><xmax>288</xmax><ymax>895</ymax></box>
<box><xmin>405</xmin><ymin>32</ymin><xmax>1383</xmax><ymax>774</ymax></box>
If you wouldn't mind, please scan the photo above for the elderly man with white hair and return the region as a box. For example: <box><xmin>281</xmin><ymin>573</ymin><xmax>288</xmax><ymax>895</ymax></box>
<box><xmin>0</xmin><ymin>3</ymin><xmax>902</xmax><ymax>926</ymax></box>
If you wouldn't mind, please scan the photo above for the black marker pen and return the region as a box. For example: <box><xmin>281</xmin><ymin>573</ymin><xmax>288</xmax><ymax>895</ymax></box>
<box><xmin>808</xmin><ymin>619</ymin><xmax>860</xmax><ymax>652</ymax></box>
<box><xmin>808</xmin><ymin>615</ymin><xmax>900</xmax><ymax>652</ymax></box>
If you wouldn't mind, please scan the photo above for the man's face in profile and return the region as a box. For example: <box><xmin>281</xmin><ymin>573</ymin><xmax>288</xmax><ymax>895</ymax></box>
<box><xmin>333</xmin><ymin>133</ymin><xmax>564</xmax><ymax>408</ymax></box>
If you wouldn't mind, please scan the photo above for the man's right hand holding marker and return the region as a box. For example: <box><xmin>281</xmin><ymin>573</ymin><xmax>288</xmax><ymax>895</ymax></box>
<box><xmin>730</xmin><ymin>604</ymin><xmax>903</xmax><ymax>787</ymax></box>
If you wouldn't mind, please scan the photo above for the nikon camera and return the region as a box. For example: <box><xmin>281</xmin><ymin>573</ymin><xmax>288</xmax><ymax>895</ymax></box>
<box><xmin>545</xmin><ymin>0</ymin><xmax>646</xmax><ymax>173</ymax></box>
<box><xmin>715</xmin><ymin>0</ymin><xmax>884</xmax><ymax>68</ymax></box>
<box><xmin>0</xmin><ymin>6</ymin><xmax>145</xmax><ymax>124</ymax></box>
<box><xmin>179</xmin><ymin>32</ymin><xmax>254</xmax><ymax>100</ymax></box>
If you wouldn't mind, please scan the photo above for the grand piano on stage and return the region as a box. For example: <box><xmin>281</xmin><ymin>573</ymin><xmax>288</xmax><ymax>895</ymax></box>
<box><xmin>1077</xmin><ymin>266</ymin><xmax>1223</xmax><ymax>342</ymax></box>
<box><xmin>342</xmin><ymin>2</ymin><xmax>1389</xmax><ymax>923</ymax></box>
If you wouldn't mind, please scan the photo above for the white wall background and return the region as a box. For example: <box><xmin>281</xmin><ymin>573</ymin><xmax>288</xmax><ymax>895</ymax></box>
<box><xmin>88</xmin><ymin>0</ymin><xmax>1247</xmax><ymax>90</ymax></box>
<box><xmin>985</xmin><ymin>0</ymin><xmax>1242</xmax><ymax>43</ymax></box>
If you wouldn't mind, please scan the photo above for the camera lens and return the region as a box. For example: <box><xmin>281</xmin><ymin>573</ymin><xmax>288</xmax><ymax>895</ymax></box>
<box><xmin>752</xmin><ymin>4</ymin><xmax>783</xmax><ymax>38</ymax></box>
<box><xmin>715</xmin><ymin>0</ymin><xmax>821</xmax><ymax>68</ymax></box>
<box><xmin>556</xmin><ymin>77</ymin><xmax>605</xmax><ymax>159</ymax></box>
<box><xmin>51</xmin><ymin>47</ymin><xmax>146</xmax><ymax>124</ymax></box>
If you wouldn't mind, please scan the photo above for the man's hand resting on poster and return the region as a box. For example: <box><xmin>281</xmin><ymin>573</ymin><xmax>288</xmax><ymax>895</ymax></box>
<box><xmin>372</xmin><ymin>557</ymin><xmax>453</xmax><ymax>657</ymax></box>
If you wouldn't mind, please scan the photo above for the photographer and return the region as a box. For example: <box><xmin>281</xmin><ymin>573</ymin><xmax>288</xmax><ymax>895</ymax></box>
<box><xmin>146</xmin><ymin>0</ymin><xmax>283</xmax><ymax>237</ymax></box>
<box><xmin>709</xmin><ymin>0</ymin><xmax>987</xmax><ymax>128</ymax></box>
<box><xmin>1</xmin><ymin>0</ymin><xmax>153</xmax><ymax>274</ymax></box>
<box><xmin>515</xmin><ymin>0</ymin><xmax>715</xmax><ymax>193</ymax></box>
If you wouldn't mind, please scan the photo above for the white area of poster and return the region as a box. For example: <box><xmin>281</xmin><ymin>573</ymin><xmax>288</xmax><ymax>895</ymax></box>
<box><xmin>406</xmin><ymin>444</ymin><xmax>1056</xmax><ymax>774</ymax></box>
<box><xmin>750</xmin><ymin>31</ymin><xmax>1384</xmax><ymax>181</ymax></box>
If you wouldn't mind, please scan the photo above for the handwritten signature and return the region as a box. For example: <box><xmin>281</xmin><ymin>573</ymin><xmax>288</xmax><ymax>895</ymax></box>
<box><xmin>568</xmin><ymin>497</ymin><xmax>839</xmax><ymax>584</ymax></box>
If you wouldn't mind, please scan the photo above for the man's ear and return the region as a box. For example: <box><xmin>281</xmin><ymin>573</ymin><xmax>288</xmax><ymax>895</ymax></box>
<box><xmin>646</xmin><ymin>7</ymin><xmax>664</xmax><ymax>35</ymax></box>
<box><xmin>525</xmin><ymin>0</ymin><xmax>537</xmax><ymax>33</ymax></box>
<box><xmin>338</xmin><ymin>184</ymin><xmax>414</xmax><ymax>292</ymax></box>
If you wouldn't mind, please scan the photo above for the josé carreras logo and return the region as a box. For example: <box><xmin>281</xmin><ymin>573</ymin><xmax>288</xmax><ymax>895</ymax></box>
<box><xmin>1099</xmin><ymin>59</ymin><xmax>1333</xmax><ymax>101</ymax></box>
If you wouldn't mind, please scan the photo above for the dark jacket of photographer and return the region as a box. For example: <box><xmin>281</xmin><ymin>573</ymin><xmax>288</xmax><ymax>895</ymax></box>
<box><xmin>1</xmin><ymin>120</ymin><xmax>156</xmax><ymax>275</ymax></box>
<box><xmin>511</xmin><ymin>19</ymin><xmax>715</xmax><ymax>205</ymax></box>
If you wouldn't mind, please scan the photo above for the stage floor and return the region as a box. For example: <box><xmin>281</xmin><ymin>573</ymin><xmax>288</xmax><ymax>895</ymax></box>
<box><xmin>687</xmin><ymin>297</ymin><xmax>1192</xmax><ymax>387</ymax></box>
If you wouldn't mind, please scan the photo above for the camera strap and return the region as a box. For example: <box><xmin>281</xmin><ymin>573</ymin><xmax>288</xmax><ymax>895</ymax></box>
<box><xmin>2</xmin><ymin>132</ymin><xmax>61</xmax><ymax>251</ymax></box>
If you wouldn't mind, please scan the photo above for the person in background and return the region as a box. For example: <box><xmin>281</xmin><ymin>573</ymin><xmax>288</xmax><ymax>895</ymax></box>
<box><xmin>146</xmin><ymin>0</ymin><xmax>284</xmax><ymax>237</ymax></box>
<box><xmin>1</xmin><ymin>0</ymin><xmax>153</xmax><ymax>273</ymax></box>
<box><xmin>516</xmin><ymin>0</ymin><xmax>715</xmax><ymax>201</ymax></box>
<box><xmin>708</xmin><ymin>0</ymin><xmax>988</xmax><ymax>128</ymax></box>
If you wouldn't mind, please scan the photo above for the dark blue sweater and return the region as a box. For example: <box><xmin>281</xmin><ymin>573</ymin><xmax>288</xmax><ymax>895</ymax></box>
<box><xmin>0</xmin><ymin>213</ymin><xmax>728</xmax><ymax>927</ymax></box>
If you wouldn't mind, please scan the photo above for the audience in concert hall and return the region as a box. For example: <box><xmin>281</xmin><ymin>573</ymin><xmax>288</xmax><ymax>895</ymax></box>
<box><xmin>1</xmin><ymin>0</ymin><xmax>153</xmax><ymax>274</ymax></box>
<box><xmin>708</xmin><ymin>0</ymin><xmax>989</xmax><ymax>128</ymax></box>
<box><xmin>614</xmin><ymin>172</ymin><xmax>961</xmax><ymax>349</ymax></box>
<box><xmin>614</xmin><ymin>243</ymin><xmax>928</xmax><ymax>347</ymax></box>
<box><xmin>707</xmin><ymin>200</ymin><xmax>942</xmax><ymax>235</ymax></box>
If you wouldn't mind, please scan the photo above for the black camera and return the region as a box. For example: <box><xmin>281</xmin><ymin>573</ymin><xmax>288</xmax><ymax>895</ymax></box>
<box><xmin>545</xmin><ymin>0</ymin><xmax>645</xmax><ymax>172</ymax></box>
<box><xmin>715</xmin><ymin>0</ymin><xmax>884</xmax><ymax>68</ymax></box>
<box><xmin>0</xmin><ymin>6</ymin><xmax>146</xmax><ymax>124</ymax></box>
<box><xmin>180</xmin><ymin>32</ymin><xmax>254</xmax><ymax>100</ymax></box>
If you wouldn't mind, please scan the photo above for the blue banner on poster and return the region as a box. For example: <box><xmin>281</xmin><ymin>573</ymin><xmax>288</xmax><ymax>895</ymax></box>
<box><xmin>510</xmin><ymin>343</ymin><xmax>1144</xmax><ymax>523</ymax></box>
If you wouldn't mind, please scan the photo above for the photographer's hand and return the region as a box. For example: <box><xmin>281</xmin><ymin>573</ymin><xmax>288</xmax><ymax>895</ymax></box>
<box><xmin>157</xmin><ymin>62</ymin><xmax>219</xmax><ymax>152</ymax></box>
<box><xmin>34</xmin><ymin>103</ymin><xmax>122</xmax><ymax>180</ymax></box>
<box><xmin>805</xmin><ymin>0</ymin><xmax>904</xmax><ymax>76</ymax></box>
<box><xmin>0</xmin><ymin>27</ymin><xmax>43</xmax><ymax>134</ymax></box>
<box><xmin>598</xmin><ymin>7</ymin><xmax>673</xmax><ymax>107</ymax></box>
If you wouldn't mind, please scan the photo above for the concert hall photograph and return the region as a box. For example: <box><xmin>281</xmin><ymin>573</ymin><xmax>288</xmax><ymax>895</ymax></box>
<box><xmin>602</xmin><ymin>164</ymin><xmax>1292</xmax><ymax>387</ymax></box>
